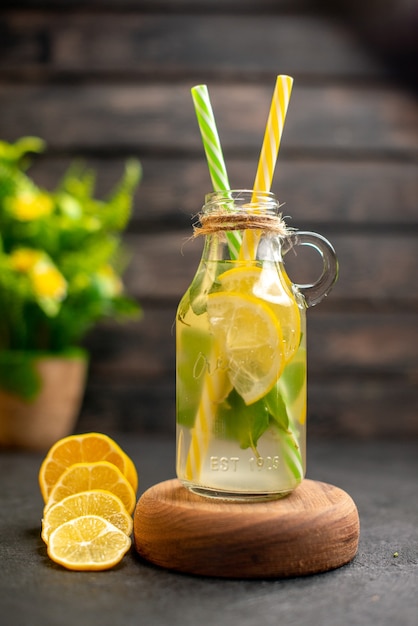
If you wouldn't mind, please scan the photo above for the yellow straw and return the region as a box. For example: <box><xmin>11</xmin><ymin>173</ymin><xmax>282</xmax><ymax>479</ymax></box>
<box><xmin>239</xmin><ymin>75</ymin><xmax>293</xmax><ymax>260</ymax></box>
<box><xmin>237</xmin><ymin>75</ymin><xmax>304</xmax><ymax>487</ymax></box>
<box><xmin>254</xmin><ymin>74</ymin><xmax>293</xmax><ymax>192</ymax></box>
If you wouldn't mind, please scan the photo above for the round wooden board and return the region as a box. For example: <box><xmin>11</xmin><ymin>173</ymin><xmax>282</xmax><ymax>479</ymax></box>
<box><xmin>134</xmin><ymin>478</ymin><xmax>360</xmax><ymax>579</ymax></box>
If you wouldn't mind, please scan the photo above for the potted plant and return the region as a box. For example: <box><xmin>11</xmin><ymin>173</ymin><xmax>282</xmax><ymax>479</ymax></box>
<box><xmin>0</xmin><ymin>137</ymin><xmax>141</xmax><ymax>450</ymax></box>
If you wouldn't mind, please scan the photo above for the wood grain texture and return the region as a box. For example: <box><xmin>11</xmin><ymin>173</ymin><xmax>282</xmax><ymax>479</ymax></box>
<box><xmin>26</xmin><ymin>156</ymin><xmax>418</xmax><ymax>226</ymax></box>
<box><xmin>0</xmin><ymin>84</ymin><xmax>416</xmax><ymax>155</ymax></box>
<box><xmin>84</xmin><ymin>311</ymin><xmax>418</xmax><ymax>379</ymax></box>
<box><xmin>123</xmin><ymin>231</ymin><xmax>418</xmax><ymax>302</ymax></box>
<box><xmin>0</xmin><ymin>12</ymin><xmax>385</xmax><ymax>80</ymax></box>
<box><xmin>0</xmin><ymin>80</ymin><xmax>418</xmax><ymax>157</ymax></box>
<box><xmin>0</xmin><ymin>2</ymin><xmax>416</xmax><ymax>437</ymax></box>
<box><xmin>0</xmin><ymin>1</ymin><xmax>309</xmax><ymax>10</ymax></box>
<box><xmin>134</xmin><ymin>478</ymin><xmax>360</xmax><ymax>578</ymax></box>
<box><xmin>80</xmin><ymin>376</ymin><xmax>418</xmax><ymax>439</ymax></box>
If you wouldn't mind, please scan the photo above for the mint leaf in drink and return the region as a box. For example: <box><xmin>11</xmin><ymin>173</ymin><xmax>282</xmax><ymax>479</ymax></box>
<box><xmin>278</xmin><ymin>349</ymin><xmax>306</xmax><ymax>406</ymax></box>
<box><xmin>216</xmin><ymin>385</ymin><xmax>292</xmax><ymax>454</ymax></box>
<box><xmin>189</xmin><ymin>261</ymin><xmax>230</xmax><ymax>315</ymax></box>
<box><xmin>216</xmin><ymin>389</ymin><xmax>270</xmax><ymax>453</ymax></box>
<box><xmin>176</xmin><ymin>326</ymin><xmax>213</xmax><ymax>428</ymax></box>
<box><xmin>264</xmin><ymin>385</ymin><xmax>289</xmax><ymax>431</ymax></box>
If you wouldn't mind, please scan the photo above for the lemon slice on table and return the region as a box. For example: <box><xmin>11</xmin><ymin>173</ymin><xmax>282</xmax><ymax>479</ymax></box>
<box><xmin>207</xmin><ymin>291</ymin><xmax>284</xmax><ymax>405</ymax></box>
<box><xmin>38</xmin><ymin>432</ymin><xmax>138</xmax><ymax>503</ymax></box>
<box><xmin>41</xmin><ymin>489</ymin><xmax>133</xmax><ymax>544</ymax></box>
<box><xmin>218</xmin><ymin>265</ymin><xmax>301</xmax><ymax>363</ymax></box>
<box><xmin>44</xmin><ymin>461</ymin><xmax>137</xmax><ymax>515</ymax></box>
<box><xmin>47</xmin><ymin>515</ymin><xmax>131</xmax><ymax>571</ymax></box>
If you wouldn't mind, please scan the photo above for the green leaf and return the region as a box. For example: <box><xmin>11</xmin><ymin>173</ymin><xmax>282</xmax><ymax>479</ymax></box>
<box><xmin>0</xmin><ymin>352</ymin><xmax>41</xmax><ymax>400</ymax></box>
<box><xmin>278</xmin><ymin>349</ymin><xmax>306</xmax><ymax>406</ymax></box>
<box><xmin>0</xmin><ymin>138</ymin><xmax>141</xmax><ymax>351</ymax></box>
<box><xmin>102</xmin><ymin>159</ymin><xmax>142</xmax><ymax>231</ymax></box>
<box><xmin>189</xmin><ymin>260</ymin><xmax>229</xmax><ymax>315</ymax></box>
<box><xmin>0</xmin><ymin>137</ymin><xmax>45</xmax><ymax>166</ymax></box>
<box><xmin>177</xmin><ymin>290</ymin><xmax>191</xmax><ymax>324</ymax></box>
<box><xmin>189</xmin><ymin>267</ymin><xmax>210</xmax><ymax>315</ymax></box>
<box><xmin>110</xmin><ymin>296</ymin><xmax>141</xmax><ymax>318</ymax></box>
<box><xmin>217</xmin><ymin>389</ymin><xmax>270</xmax><ymax>452</ymax></box>
<box><xmin>264</xmin><ymin>384</ymin><xmax>289</xmax><ymax>431</ymax></box>
<box><xmin>57</xmin><ymin>161</ymin><xmax>97</xmax><ymax>202</ymax></box>
<box><xmin>213</xmin><ymin>384</ymin><xmax>291</xmax><ymax>454</ymax></box>
<box><xmin>176</xmin><ymin>325</ymin><xmax>213</xmax><ymax>429</ymax></box>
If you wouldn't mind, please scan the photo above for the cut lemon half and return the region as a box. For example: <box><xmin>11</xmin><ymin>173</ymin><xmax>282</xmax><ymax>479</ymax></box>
<box><xmin>123</xmin><ymin>454</ymin><xmax>139</xmax><ymax>495</ymax></box>
<box><xmin>45</xmin><ymin>461</ymin><xmax>137</xmax><ymax>515</ymax></box>
<box><xmin>38</xmin><ymin>432</ymin><xmax>138</xmax><ymax>503</ymax></box>
<box><xmin>47</xmin><ymin>515</ymin><xmax>131</xmax><ymax>571</ymax></box>
<box><xmin>41</xmin><ymin>489</ymin><xmax>133</xmax><ymax>544</ymax></box>
<box><xmin>207</xmin><ymin>291</ymin><xmax>284</xmax><ymax>405</ymax></box>
<box><xmin>218</xmin><ymin>265</ymin><xmax>301</xmax><ymax>363</ymax></box>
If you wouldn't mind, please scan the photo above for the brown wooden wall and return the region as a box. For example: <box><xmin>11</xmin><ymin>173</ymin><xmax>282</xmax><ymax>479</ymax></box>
<box><xmin>0</xmin><ymin>0</ymin><xmax>417</xmax><ymax>439</ymax></box>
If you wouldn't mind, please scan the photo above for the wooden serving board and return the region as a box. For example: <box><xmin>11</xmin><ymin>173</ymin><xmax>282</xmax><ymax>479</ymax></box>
<box><xmin>134</xmin><ymin>478</ymin><xmax>360</xmax><ymax>578</ymax></box>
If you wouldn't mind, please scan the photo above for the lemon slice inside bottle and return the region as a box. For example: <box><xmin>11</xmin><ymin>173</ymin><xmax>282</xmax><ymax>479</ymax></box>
<box><xmin>218</xmin><ymin>265</ymin><xmax>301</xmax><ymax>363</ymax></box>
<box><xmin>207</xmin><ymin>291</ymin><xmax>284</xmax><ymax>405</ymax></box>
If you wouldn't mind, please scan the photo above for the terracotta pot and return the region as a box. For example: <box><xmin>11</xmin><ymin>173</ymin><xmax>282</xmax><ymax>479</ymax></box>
<box><xmin>0</xmin><ymin>352</ymin><xmax>88</xmax><ymax>451</ymax></box>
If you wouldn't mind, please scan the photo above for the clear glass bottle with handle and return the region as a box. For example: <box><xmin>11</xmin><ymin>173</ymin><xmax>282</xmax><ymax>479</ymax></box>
<box><xmin>176</xmin><ymin>190</ymin><xmax>338</xmax><ymax>500</ymax></box>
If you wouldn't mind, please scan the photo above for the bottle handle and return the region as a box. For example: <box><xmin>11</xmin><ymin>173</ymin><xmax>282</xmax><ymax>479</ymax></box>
<box><xmin>283</xmin><ymin>231</ymin><xmax>339</xmax><ymax>307</ymax></box>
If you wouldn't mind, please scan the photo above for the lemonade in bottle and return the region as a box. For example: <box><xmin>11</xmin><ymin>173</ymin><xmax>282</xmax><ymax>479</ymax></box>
<box><xmin>176</xmin><ymin>190</ymin><xmax>338</xmax><ymax>500</ymax></box>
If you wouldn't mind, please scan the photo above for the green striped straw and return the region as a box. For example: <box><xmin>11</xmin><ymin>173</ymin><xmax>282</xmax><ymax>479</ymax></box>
<box><xmin>191</xmin><ymin>85</ymin><xmax>241</xmax><ymax>259</ymax></box>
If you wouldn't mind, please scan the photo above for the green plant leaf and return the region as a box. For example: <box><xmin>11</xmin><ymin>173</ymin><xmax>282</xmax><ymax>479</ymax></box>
<box><xmin>0</xmin><ymin>352</ymin><xmax>41</xmax><ymax>400</ymax></box>
<box><xmin>217</xmin><ymin>389</ymin><xmax>271</xmax><ymax>453</ymax></box>
<box><xmin>0</xmin><ymin>138</ymin><xmax>141</xmax><ymax>351</ymax></box>
<box><xmin>264</xmin><ymin>384</ymin><xmax>289</xmax><ymax>431</ymax></box>
<box><xmin>189</xmin><ymin>261</ymin><xmax>229</xmax><ymax>316</ymax></box>
<box><xmin>278</xmin><ymin>349</ymin><xmax>306</xmax><ymax>406</ymax></box>
<box><xmin>102</xmin><ymin>159</ymin><xmax>142</xmax><ymax>230</ymax></box>
<box><xmin>176</xmin><ymin>326</ymin><xmax>213</xmax><ymax>429</ymax></box>
<box><xmin>0</xmin><ymin>136</ymin><xmax>45</xmax><ymax>166</ymax></box>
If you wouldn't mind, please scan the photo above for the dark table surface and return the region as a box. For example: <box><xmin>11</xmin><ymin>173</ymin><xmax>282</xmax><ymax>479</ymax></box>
<box><xmin>1</xmin><ymin>436</ymin><xmax>417</xmax><ymax>626</ymax></box>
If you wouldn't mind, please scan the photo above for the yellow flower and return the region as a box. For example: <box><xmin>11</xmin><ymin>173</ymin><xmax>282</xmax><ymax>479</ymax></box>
<box><xmin>9</xmin><ymin>248</ymin><xmax>42</xmax><ymax>272</ymax></box>
<box><xmin>32</xmin><ymin>261</ymin><xmax>67</xmax><ymax>300</ymax></box>
<box><xmin>8</xmin><ymin>191</ymin><xmax>54</xmax><ymax>221</ymax></box>
<box><xmin>10</xmin><ymin>248</ymin><xmax>67</xmax><ymax>303</ymax></box>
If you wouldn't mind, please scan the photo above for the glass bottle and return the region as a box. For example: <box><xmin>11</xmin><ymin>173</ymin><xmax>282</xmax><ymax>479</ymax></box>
<box><xmin>176</xmin><ymin>190</ymin><xmax>338</xmax><ymax>500</ymax></box>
